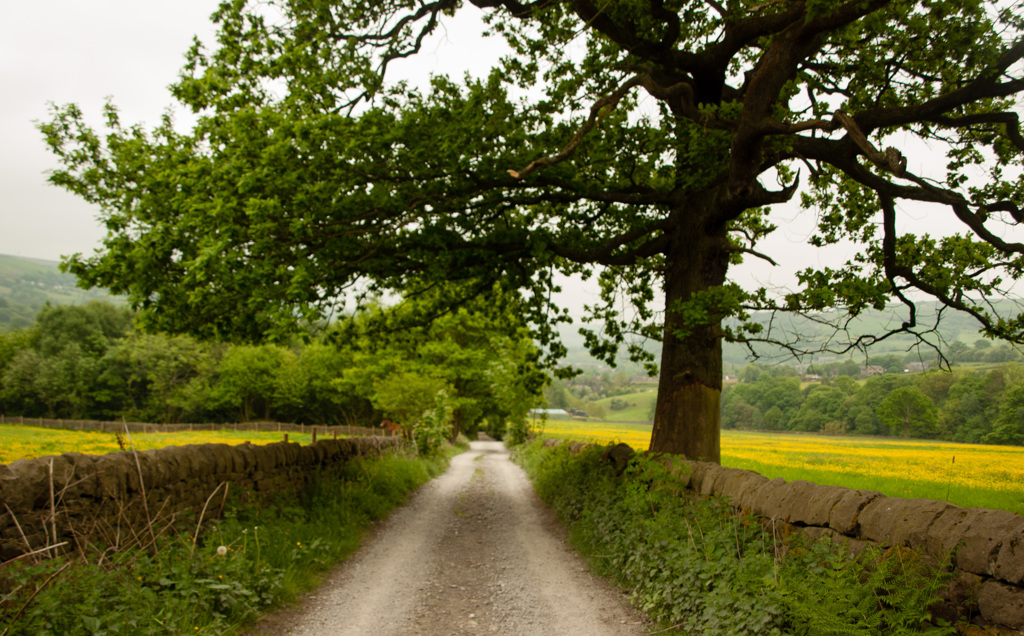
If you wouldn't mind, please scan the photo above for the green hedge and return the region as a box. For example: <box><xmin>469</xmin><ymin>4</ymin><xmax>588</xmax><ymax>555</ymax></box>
<box><xmin>514</xmin><ymin>441</ymin><xmax>956</xmax><ymax>635</ymax></box>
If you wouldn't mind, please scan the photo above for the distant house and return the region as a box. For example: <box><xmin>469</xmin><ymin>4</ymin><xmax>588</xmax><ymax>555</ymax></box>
<box><xmin>529</xmin><ymin>408</ymin><xmax>569</xmax><ymax>417</ymax></box>
<box><xmin>904</xmin><ymin>361</ymin><xmax>931</xmax><ymax>373</ymax></box>
<box><xmin>861</xmin><ymin>365</ymin><xmax>885</xmax><ymax>377</ymax></box>
<box><xmin>723</xmin><ymin>374</ymin><xmax>738</xmax><ymax>382</ymax></box>
<box><xmin>803</xmin><ymin>374</ymin><xmax>823</xmax><ymax>382</ymax></box>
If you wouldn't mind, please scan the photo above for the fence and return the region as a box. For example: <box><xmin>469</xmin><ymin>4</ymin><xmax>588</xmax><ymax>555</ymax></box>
<box><xmin>0</xmin><ymin>415</ymin><xmax>383</xmax><ymax>438</ymax></box>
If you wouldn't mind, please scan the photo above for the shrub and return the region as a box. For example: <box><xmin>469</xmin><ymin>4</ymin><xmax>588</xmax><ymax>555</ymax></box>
<box><xmin>513</xmin><ymin>441</ymin><xmax>955</xmax><ymax>635</ymax></box>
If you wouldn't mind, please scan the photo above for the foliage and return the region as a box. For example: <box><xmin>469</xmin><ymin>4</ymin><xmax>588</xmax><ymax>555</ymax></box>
<box><xmin>0</xmin><ymin>449</ymin><xmax>452</xmax><ymax>635</ymax></box>
<box><xmin>0</xmin><ymin>302</ymin><xmax>134</xmax><ymax>419</ymax></box>
<box><xmin>414</xmin><ymin>394</ymin><xmax>455</xmax><ymax>456</ymax></box>
<box><xmin>877</xmin><ymin>386</ymin><xmax>939</xmax><ymax>439</ymax></box>
<box><xmin>720</xmin><ymin>363</ymin><xmax>1024</xmax><ymax>446</ymax></box>
<box><xmin>333</xmin><ymin>288</ymin><xmax>546</xmax><ymax>441</ymax></box>
<box><xmin>514</xmin><ymin>441</ymin><xmax>956</xmax><ymax>635</ymax></box>
<box><xmin>40</xmin><ymin>0</ymin><xmax>1024</xmax><ymax>460</ymax></box>
<box><xmin>0</xmin><ymin>254</ymin><xmax>117</xmax><ymax>333</ymax></box>
<box><xmin>0</xmin><ymin>296</ymin><xmax>543</xmax><ymax>434</ymax></box>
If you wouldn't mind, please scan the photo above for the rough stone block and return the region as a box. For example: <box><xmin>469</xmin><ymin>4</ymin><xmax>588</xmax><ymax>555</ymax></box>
<box><xmin>234</xmin><ymin>443</ymin><xmax>258</xmax><ymax>472</ymax></box>
<box><xmin>771</xmin><ymin>481</ymin><xmax>834</xmax><ymax>526</ymax></box>
<box><xmin>698</xmin><ymin>465</ymin><xmax>727</xmax><ymax>496</ymax></box>
<box><xmin>710</xmin><ymin>467</ymin><xmax>750</xmax><ymax>501</ymax></box>
<box><xmin>60</xmin><ymin>453</ymin><xmax>100</xmax><ymax>498</ymax></box>
<box><xmin>954</xmin><ymin>509</ymin><xmax>1024</xmax><ymax>577</ymax></box>
<box><xmin>859</xmin><ymin>497</ymin><xmax>952</xmax><ymax>549</ymax></box>
<box><xmin>750</xmin><ymin>477</ymin><xmax>789</xmax><ymax>519</ymax></box>
<box><xmin>788</xmin><ymin>484</ymin><xmax>848</xmax><ymax>527</ymax></box>
<box><xmin>600</xmin><ymin>443</ymin><xmax>634</xmax><ymax>475</ymax></box>
<box><xmin>720</xmin><ymin>471</ymin><xmax>769</xmax><ymax>511</ymax></box>
<box><xmin>2</xmin><ymin>458</ymin><xmax>55</xmax><ymax>512</ymax></box>
<box><xmin>679</xmin><ymin>460</ymin><xmax>709</xmax><ymax>493</ymax></box>
<box><xmin>190</xmin><ymin>444</ymin><xmax>219</xmax><ymax>476</ymax></box>
<box><xmin>828</xmin><ymin>488</ymin><xmax>883</xmax><ymax>536</ymax></box>
<box><xmin>923</xmin><ymin>506</ymin><xmax>972</xmax><ymax>557</ymax></box>
<box><xmin>993</xmin><ymin>527</ymin><xmax>1024</xmax><ymax>585</ymax></box>
<box><xmin>977</xmin><ymin>580</ymin><xmax>1024</xmax><ymax>630</ymax></box>
<box><xmin>567</xmin><ymin>442</ymin><xmax>589</xmax><ymax>454</ymax></box>
<box><xmin>801</xmin><ymin>526</ymin><xmax>841</xmax><ymax>543</ymax></box>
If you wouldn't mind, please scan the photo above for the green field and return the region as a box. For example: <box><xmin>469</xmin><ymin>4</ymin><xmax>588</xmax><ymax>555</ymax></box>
<box><xmin>590</xmin><ymin>388</ymin><xmax>657</xmax><ymax>422</ymax></box>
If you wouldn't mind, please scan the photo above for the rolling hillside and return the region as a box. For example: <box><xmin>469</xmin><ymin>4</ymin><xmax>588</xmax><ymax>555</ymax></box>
<box><xmin>0</xmin><ymin>254</ymin><xmax>119</xmax><ymax>331</ymax></box>
<box><xmin>555</xmin><ymin>299</ymin><xmax>1016</xmax><ymax>373</ymax></box>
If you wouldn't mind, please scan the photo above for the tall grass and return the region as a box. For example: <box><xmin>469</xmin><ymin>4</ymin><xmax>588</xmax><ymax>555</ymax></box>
<box><xmin>0</xmin><ymin>447</ymin><xmax>457</xmax><ymax>635</ymax></box>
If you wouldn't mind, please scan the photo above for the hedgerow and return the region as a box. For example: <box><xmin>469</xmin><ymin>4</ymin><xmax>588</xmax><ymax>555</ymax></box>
<box><xmin>513</xmin><ymin>440</ymin><xmax>956</xmax><ymax>635</ymax></box>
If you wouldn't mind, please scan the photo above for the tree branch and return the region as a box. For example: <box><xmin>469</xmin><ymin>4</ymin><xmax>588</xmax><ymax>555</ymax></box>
<box><xmin>926</xmin><ymin>111</ymin><xmax>1024</xmax><ymax>153</ymax></box>
<box><xmin>831</xmin><ymin>111</ymin><xmax>907</xmax><ymax>176</ymax></box>
<box><xmin>509</xmin><ymin>75</ymin><xmax>643</xmax><ymax>179</ymax></box>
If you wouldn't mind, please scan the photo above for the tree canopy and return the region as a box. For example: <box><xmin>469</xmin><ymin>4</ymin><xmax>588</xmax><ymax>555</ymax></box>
<box><xmin>42</xmin><ymin>0</ymin><xmax>1024</xmax><ymax>462</ymax></box>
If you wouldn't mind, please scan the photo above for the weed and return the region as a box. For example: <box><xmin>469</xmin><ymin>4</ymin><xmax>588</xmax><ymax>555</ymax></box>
<box><xmin>513</xmin><ymin>440</ymin><xmax>956</xmax><ymax>635</ymax></box>
<box><xmin>0</xmin><ymin>447</ymin><xmax>455</xmax><ymax>635</ymax></box>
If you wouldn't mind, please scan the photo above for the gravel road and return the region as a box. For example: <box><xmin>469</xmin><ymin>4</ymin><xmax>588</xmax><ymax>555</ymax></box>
<box><xmin>244</xmin><ymin>440</ymin><xmax>649</xmax><ymax>635</ymax></box>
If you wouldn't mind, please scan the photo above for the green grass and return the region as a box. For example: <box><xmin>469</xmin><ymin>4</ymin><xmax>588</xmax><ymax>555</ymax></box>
<box><xmin>0</xmin><ymin>446</ymin><xmax>458</xmax><ymax>635</ymax></box>
<box><xmin>514</xmin><ymin>441</ymin><xmax>957</xmax><ymax>635</ymax></box>
<box><xmin>590</xmin><ymin>389</ymin><xmax>657</xmax><ymax>422</ymax></box>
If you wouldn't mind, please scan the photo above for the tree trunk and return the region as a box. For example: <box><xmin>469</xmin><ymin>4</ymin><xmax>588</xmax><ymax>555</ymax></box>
<box><xmin>450</xmin><ymin>409</ymin><xmax>463</xmax><ymax>443</ymax></box>
<box><xmin>649</xmin><ymin>209</ymin><xmax>730</xmax><ymax>463</ymax></box>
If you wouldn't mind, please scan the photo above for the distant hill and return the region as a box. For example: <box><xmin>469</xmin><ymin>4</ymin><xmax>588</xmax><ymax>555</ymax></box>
<box><xmin>0</xmin><ymin>254</ymin><xmax>120</xmax><ymax>332</ymax></box>
<box><xmin>554</xmin><ymin>299</ymin><xmax>1019</xmax><ymax>374</ymax></box>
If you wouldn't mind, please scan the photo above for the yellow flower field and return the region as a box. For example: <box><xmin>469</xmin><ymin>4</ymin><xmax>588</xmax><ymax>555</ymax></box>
<box><xmin>0</xmin><ymin>424</ymin><xmax>315</xmax><ymax>465</ymax></box>
<box><xmin>538</xmin><ymin>419</ymin><xmax>1024</xmax><ymax>514</ymax></box>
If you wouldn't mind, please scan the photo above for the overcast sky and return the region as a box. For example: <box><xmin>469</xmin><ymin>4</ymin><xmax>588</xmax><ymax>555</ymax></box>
<box><xmin>2</xmin><ymin>1</ymin><xmax>216</xmax><ymax>261</ymax></box>
<box><xmin>1</xmin><ymin>2</ymin><xmax>990</xmax><ymax>304</ymax></box>
<box><xmin>0</xmin><ymin>1</ymin><xmax>504</xmax><ymax>261</ymax></box>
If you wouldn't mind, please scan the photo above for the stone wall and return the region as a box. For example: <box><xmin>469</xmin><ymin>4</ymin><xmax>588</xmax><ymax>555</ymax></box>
<box><xmin>557</xmin><ymin>440</ymin><xmax>1024</xmax><ymax>632</ymax></box>
<box><xmin>0</xmin><ymin>437</ymin><xmax>403</xmax><ymax>562</ymax></box>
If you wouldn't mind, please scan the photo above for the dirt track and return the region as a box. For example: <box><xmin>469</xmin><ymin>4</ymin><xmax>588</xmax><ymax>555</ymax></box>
<box><xmin>244</xmin><ymin>440</ymin><xmax>648</xmax><ymax>635</ymax></box>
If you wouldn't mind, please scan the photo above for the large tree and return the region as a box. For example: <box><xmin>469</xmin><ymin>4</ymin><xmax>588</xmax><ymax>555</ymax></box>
<box><xmin>42</xmin><ymin>0</ymin><xmax>1024</xmax><ymax>462</ymax></box>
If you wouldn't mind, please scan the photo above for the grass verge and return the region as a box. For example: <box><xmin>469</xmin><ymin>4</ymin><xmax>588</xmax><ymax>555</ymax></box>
<box><xmin>513</xmin><ymin>440</ymin><xmax>958</xmax><ymax>635</ymax></box>
<box><xmin>0</xmin><ymin>443</ymin><xmax>463</xmax><ymax>635</ymax></box>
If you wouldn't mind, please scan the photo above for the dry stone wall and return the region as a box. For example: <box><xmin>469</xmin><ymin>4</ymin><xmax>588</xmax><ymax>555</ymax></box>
<box><xmin>554</xmin><ymin>439</ymin><xmax>1024</xmax><ymax>632</ymax></box>
<box><xmin>0</xmin><ymin>437</ymin><xmax>402</xmax><ymax>562</ymax></box>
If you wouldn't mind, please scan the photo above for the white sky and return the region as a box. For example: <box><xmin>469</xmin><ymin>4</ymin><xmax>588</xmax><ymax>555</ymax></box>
<box><xmin>1</xmin><ymin>1</ymin><xmax>218</xmax><ymax>261</ymax></box>
<box><xmin>0</xmin><ymin>1</ymin><xmax>1007</xmax><ymax>308</ymax></box>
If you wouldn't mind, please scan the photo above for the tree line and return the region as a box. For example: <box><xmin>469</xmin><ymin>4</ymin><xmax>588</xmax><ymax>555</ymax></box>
<box><xmin>723</xmin><ymin>363</ymin><xmax>1024</xmax><ymax>446</ymax></box>
<box><xmin>0</xmin><ymin>295</ymin><xmax>546</xmax><ymax>447</ymax></box>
